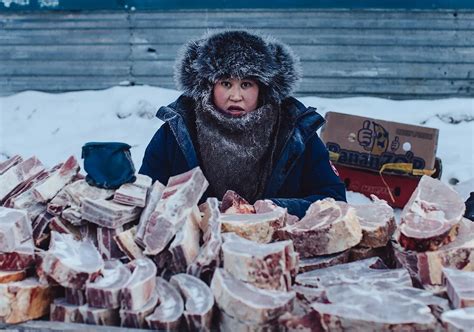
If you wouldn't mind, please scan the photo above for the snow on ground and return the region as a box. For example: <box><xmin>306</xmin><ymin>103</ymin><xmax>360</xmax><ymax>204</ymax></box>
<box><xmin>0</xmin><ymin>85</ymin><xmax>473</xmax><ymax>210</ymax></box>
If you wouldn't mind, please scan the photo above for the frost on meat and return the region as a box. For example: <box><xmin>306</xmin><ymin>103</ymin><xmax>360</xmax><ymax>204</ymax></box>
<box><xmin>40</xmin><ymin>232</ymin><xmax>104</xmax><ymax>289</ymax></box>
<box><xmin>81</xmin><ymin>198</ymin><xmax>141</xmax><ymax>229</ymax></box>
<box><xmin>310</xmin><ymin>284</ymin><xmax>439</xmax><ymax>331</ymax></box>
<box><xmin>220</xmin><ymin>204</ymin><xmax>286</xmax><ymax>243</ymax></box>
<box><xmin>398</xmin><ymin>176</ymin><xmax>465</xmax><ymax>252</ymax></box>
<box><xmin>352</xmin><ymin>195</ymin><xmax>396</xmax><ymax>249</ymax></box>
<box><xmin>86</xmin><ymin>260</ymin><xmax>131</xmax><ymax>309</ymax></box>
<box><xmin>222</xmin><ymin>234</ymin><xmax>298</xmax><ymax>291</ymax></box>
<box><xmin>393</xmin><ymin>218</ymin><xmax>474</xmax><ymax>286</ymax></box>
<box><xmin>443</xmin><ymin>268</ymin><xmax>474</xmax><ymax>309</ymax></box>
<box><xmin>211</xmin><ymin>268</ymin><xmax>294</xmax><ymax>325</ymax></box>
<box><xmin>145</xmin><ymin>277</ymin><xmax>184</xmax><ymax>331</ymax></box>
<box><xmin>170</xmin><ymin>273</ymin><xmax>214</xmax><ymax>331</ymax></box>
<box><xmin>276</xmin><ymin>198</ymin><xmax>362</xmax><ymax>257</ymax></box>
<box><xmin>295</xmin><ymin>257</ymin><xmax>412</xmax><ymax>289</ymax></box>
<box><xmin>0</xmin><ymin>207</ymin><xmax>32</xmax><ymax>252</ymax></box>
<box><xmin>120</xmin><ymin>258</ymin><xmax>157</xmax><ymax>311</ymax></box>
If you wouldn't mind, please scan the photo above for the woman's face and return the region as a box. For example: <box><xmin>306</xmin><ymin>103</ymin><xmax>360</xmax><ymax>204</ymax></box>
<box><xmin>212</xmin><ymin>78</ymin><xmax>259</xmax><ymax>116</ymax></box>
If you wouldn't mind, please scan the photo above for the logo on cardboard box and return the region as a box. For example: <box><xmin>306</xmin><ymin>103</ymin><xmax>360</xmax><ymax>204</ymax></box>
<box><xmin>320</xmin><ymin>112</ymin><xmax>438</xmax><ymax>173</ymax></box>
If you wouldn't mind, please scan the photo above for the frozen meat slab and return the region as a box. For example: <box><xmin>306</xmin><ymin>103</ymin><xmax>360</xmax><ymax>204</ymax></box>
<box><xmin>221</xmin><ymin>190</ymin><xmax>256</xmax><ymax>214</ymax></box>
<box><xmin>168</xmin><ymin>207</ymin><xmax>201</xmax><ymax>273</ymax></box>
<box><xmin>0</xmin><ymin>278</ymin><xmax>55</xmax><ymax>324</ymax></box>
<box><xmin>222</xmin><ymin>234</ymin><xmax>298</xmax><ymax>291</ymax></box>
<box><xmin>299</xmin><ymin>251</ymin><xmax>350</xmax><ymax>272</ymax></box>
<box><xmin>0</xmin><ymin>155</ymin><xmax>22</xmax><ymax>175</ymax></box>
<box><xmin>276</xmin><ymin>198</ymin><xmax>362</xmax><ymax>257</ymax></box>
<box><xmin>143</xmin><ymin>167</ymin><xmax>208</xmax><ymax>255</ymax></box>
<box><xmin>113</xmin><ymin>174</ymin><xmax>152</xmax><ymax>208</ymax></box>
<box><xmin>187</xmin><ymin>197</ymin><xmax>223</xmax><ymax>283</ymax></box>
<box><xmin>50</xmin><ymin>298</ymin><xmax>81</xmax><ymax>323</ymax></box>
<box><xmin>220</xmin><ymin>206</ymin><xmax>286</xmax><ymax>244</ymax></box>
<box><xmin>352</xmin><ymin>195</ymin><xmax>396</xmax><ymax>248</ymax></box>
<box><xmin>120</xmin><ymin>287</ymin><xmax>159</xmax><ymax>328</ymax></box>
<box><xmin>41</xmin><ymin>232</ymin><xmax>104</xmax><ymax>289</ymax></box>
<box><xmin>393</xmin><ymin>218</ymin><xmax>474</xmax><ymax>286</ymax></box>
<box><xmin>77</xmin><ymin>304</ymin><xmax>119</xmax><ymax>326</ymax></box>
<box><xmin>443</xmin><ymin>268</ymin><xmax>474</xmax><ymax>308</ymax></box>
<box><xmin>32</xmin><ymin>155</ymin><xmax>80</xmax><ymax>203</ymax></box>
<box><xmin>120</xmin><ymin>257</ymin><xmax>157</xmax><ymax>311</ymax></box>
<box><xmin>398</xmin><ymin>175</ymin><xmax>465</xmax><ymax>252</ymax></box>
<box><xmin>0</xmin><ymin>156</ymin><xmax>45</xmax><ymax>202</ymax></box>
<box><xmin>171</xmin><ymin>273</ymin><xmax>214</xmax><ymax>331</ymax></box>
<box><xmin>441</xmin><ymin>307</ymin><xmax>474</xmax><ymax>332</ymax></box>
<box><xmin>86</xmin><ymin>260</ymin><xmax>132</xmax><ymax>309</ymax></box>
<box><xmin>81</xmin><ymin>198</ymin><xmax>142</xmax><ymax>229</ymax></box>
<box><xmin>0</xmin><ymin>207</ymin><xmax>32</xmax><ymax>252</ymax></box>
<box><xmin>310</xmin><ymin>284</ymin><xmax>438</xmax><ymax>331</ymax></box>
<box><xmin>0</xmin><ymin>240</ymin><xmax>36</xmax><ymax>271</ymax></box>
<box><xmin>211</xmin><ymin>268</ymin><xmax>295</xmax><ymax>324</ymax></box>
<box><xmin>296</xmin><ymin>257</ymin><xmax>412</xmax><ymax>289</ymax></box>
<box><xmin>114</xmin><ymin>226</ymin><xmax>144</xmax><ymax>260</ymax></box>
<box><xmin>145</xmin><ymin>277</ymin><xmax>184</xmax><ymax>331</ymax></box>
<box><xmin>134</xmin><ymin>180</ymin><xmax>165</xmax><ymax>247</ymax></box>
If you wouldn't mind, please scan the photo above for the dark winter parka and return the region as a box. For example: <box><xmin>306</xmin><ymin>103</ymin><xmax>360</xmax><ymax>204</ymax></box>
<box><xmin>139</xmin><ymin>30</ymin><xmax>346</xmax><ymax>218</ymax></box>
<box><xmin>139</xmin><ymin>94</ymin><xmax>346</xmax><ymax>218</ymax></box>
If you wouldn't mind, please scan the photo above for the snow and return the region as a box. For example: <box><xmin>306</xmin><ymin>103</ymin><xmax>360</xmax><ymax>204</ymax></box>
<box><xmin>0</xmin><ymin>86</ymin><xmax>473</xmax><ymax>210</ymax></box>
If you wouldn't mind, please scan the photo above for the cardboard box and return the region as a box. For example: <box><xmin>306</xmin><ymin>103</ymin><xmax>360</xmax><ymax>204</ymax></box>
<box><xmin>320</xmin><ymin>112</ymin><xmax>441</xmax><ymax>208</ymax></box>
<box><xmin>320</xmin><ymin>112</ymin><xmax>439</xmax><ymax>172</ymax></box>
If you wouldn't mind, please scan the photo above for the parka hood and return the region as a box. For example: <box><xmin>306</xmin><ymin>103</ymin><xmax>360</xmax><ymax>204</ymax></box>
<box><xmin>174</xmin><ymin>30</ymin><xmax>302</xmax><ymax>105</ymax></box>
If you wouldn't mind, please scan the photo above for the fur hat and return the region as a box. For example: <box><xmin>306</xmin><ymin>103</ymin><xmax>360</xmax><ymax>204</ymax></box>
<box><xmin>174</xmin><ymin>30</ymin><xmax>301</xmax><ymax>105</ymax></box>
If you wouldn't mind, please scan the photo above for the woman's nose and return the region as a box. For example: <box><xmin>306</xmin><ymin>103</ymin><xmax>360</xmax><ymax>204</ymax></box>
<box><xmin>229</xmin><ymin>87</ymin><xmax>243</xmax><ymax>101</ymax></box>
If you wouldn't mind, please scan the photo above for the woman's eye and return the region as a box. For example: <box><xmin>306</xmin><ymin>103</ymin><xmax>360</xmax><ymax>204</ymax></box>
<box><xmin>242</xmin><ymin>82</ymin><xmax>252</xmax><ymax>88</ymax></box>
<box><xmin>221</xmin><ymin>81</ymin><xmax>231</xmax><ymax>88</ymax></box>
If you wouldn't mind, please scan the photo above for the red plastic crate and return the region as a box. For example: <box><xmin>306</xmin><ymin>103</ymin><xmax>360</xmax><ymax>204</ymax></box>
<box><xmin>334</xmin><ymin>158</ymin><xmax>442</xmax><ymax>209</ymax></box>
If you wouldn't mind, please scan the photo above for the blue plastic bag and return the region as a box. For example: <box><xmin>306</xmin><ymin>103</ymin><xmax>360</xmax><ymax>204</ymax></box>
<box><xmin>81</xmin><ymin>142</ymin><xmax>136</xmax><ymax>189</ymax></box>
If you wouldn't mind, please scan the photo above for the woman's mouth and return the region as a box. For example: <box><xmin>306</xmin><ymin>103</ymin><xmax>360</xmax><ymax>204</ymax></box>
<box><xmin>218</xmin><ymin>105</ymin><xmax>247</xmax><ymax>116</ymax></box>
<box><xmin>221</xmin><ymin>105</ymin><xmax>246</xmax><ymax>116</ymax></box>
<box><xmin>228</xmin><ymin>106</ymin><xmax>245</xmax><ymax>112</ymax></box>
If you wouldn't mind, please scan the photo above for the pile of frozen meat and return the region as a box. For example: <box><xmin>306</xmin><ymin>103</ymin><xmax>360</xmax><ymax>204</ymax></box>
<box><xmin>0</xmin><ymin>154</ymin><xmax>472</xmax><ymax>331</ymax></box>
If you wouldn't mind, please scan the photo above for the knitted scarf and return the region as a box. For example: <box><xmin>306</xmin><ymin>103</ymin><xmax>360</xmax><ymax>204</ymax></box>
<box><xmin>195</xmin><ymin>102</ymin><xmax>280</xmax><ymax>203</ymax></box>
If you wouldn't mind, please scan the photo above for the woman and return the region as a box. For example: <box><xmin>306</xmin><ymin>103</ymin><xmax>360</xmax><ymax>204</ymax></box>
<box><xmin>139</xmin><ymin>30</ymin><xmax>346</xmax><ymax>218</ymax></box>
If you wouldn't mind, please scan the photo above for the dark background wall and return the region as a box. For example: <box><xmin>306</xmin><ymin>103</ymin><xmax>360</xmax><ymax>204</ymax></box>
<box><xmin>1</xmin><ymin>1</ymin><xmax>473</xmax><ymax>98</ymax></box>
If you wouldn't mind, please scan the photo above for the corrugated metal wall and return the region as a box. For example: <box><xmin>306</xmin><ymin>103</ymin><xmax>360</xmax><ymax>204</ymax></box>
<box><xmin>1</xmin><ymin>9</ymin><xmax>473</xmax><ymax>98</ymax></box>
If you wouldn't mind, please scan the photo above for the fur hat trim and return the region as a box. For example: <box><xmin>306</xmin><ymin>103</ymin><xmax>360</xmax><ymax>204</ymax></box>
<box><xmin>174</xmin><ymin>30</ymin><xmax>301</xmax><ymax>104</ymax></box>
